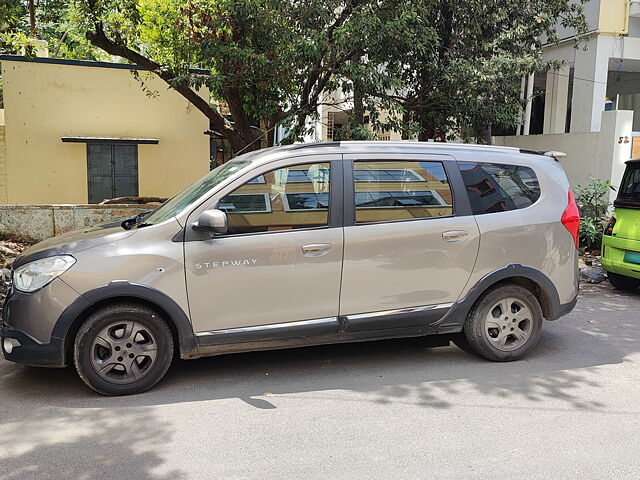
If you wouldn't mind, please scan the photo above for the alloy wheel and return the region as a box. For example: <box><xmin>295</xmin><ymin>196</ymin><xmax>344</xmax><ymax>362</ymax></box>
<box><xmin>483</xmin><ymin>297</ymin><xmax>533</xmax><ymax>352</ymax></box>
<box><xmin>90</xmin><ymin>321</ymin><xmax>158</xmax><ymax>384</ymax></box>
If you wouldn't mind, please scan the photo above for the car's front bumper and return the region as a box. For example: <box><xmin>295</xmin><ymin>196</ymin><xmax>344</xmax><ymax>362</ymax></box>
<box><xmin>1</xmin><ymin>324</ymin><xmax>66</xmax><ymax>367</ymax></box>
<box><xmin>0</xmin><ymin>278</ymin><xmax>80</xmax><ymax>368</ymax></box>
<box><xmin>602</xmin><ymin>236</ymin><xmax>640</xmax><ymax>280</ymax></box>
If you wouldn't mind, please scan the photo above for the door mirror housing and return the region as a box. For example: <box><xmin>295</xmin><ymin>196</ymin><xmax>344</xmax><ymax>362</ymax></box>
<box><xmin>194</xmin><ymin>209</ymin><xmax>228</xmax><ymax>235</ymax></box>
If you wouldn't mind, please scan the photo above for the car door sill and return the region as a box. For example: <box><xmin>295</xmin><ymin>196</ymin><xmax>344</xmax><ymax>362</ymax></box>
<box><xmin>194</xmin><ymin>302</ymin><xmax>455</xmax><ymax>350</ymax></box>
<box><xmin>194</xmin><ymin>324</ymin><xmax>458</xmax><ymax>357</ymax></box>
<box><xmin>342</xmin><ymin>303</ymin><xmax>453</xmax><ymax>333</ymax></box>
<box><xmin>195</xmin><ymin>317</ymin><xmax>339</xmax><ymax>345</ymax></box>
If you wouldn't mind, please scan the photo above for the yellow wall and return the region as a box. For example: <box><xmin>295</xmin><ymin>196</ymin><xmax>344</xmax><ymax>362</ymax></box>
<box><xmin>0</xmin><ymin>124</ymin><xmax>7</xmax><ymax>203</ymax></box>
<box><xmin>598</xmin><ymin>0</ymin><xmax>629</xmax><ymax>35</ymax></box>
<box><xmin>1</xmin><ymin>59</ymin><xmax>210</xmax><ymax>204</ymax></box>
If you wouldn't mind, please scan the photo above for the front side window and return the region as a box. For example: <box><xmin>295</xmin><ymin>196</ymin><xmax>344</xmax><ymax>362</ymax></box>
<box><xmin>353</xmin><ymin>160</ymin><xmax>453</xmax><ymax>223</ymax></box>
<box><xmin>459</xmin><ymin>162</ymin><xmax>541</xmax><ymax>215</ymax></box>
<box><xmin>218</xmin><ymin>162</ymin><xmax>330</xmax><ymax>235</ymax></box>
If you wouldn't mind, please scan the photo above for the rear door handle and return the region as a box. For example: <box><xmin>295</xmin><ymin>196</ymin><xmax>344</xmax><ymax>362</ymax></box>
<box><xmin>302</xmin><ymin>243</ymin><xmax>332</xmax><ymax>257</ymax></box>
<box><xmin>442</xmin><ymin>230</ymin><xmax>468</xmax><ymax>242</ymax></box>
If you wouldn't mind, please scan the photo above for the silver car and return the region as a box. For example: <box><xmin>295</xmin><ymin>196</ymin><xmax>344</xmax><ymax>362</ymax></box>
<box><xmin>1</xmin><ymin>142</ymin><xmax>580</xmax><ymax>395</ymax></box>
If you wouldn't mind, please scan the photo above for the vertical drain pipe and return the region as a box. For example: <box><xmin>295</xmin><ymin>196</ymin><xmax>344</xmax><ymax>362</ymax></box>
<box><xmin>523</xmin><ymin>72</ymin><xmax>535</xmax><ymax>136</ymax></box>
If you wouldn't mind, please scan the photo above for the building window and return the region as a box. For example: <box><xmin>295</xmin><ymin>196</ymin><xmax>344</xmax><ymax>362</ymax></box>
<box><xmin>353</xmin><ymin>169</ymin><xmax>425</xmax><ymax>182</ymax></box>
<box><xmin>218</xmin><ymin>193</ymin><xmax>271</xmax><ymax>213</ymax></box>
<box><xmin>284</xmin><ymin>192</ymin><xmax>330</xmax><ymax>211</ymax></box>
<box><xmin>87</xmin><ymin>144</ymin><xmax>138</xmax><ymax>203</ymax></box>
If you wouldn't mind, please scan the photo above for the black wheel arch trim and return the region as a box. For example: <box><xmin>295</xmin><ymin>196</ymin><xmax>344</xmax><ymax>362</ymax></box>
<box><xmin>53</xmin><ymin>281</ymin><xmax>198</xmax><ymax>361</ymax></box>
<box><xmin>435</xmin><ymin>264</ymin><xmax>564</xmax><ymax>331</ymax></box>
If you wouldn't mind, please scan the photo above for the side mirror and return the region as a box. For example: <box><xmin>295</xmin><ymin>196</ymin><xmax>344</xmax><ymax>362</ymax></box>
<box><xmin>194</xmin><ymin>209</ymin><xmax>228</xmax><ymax>235</ymax></box>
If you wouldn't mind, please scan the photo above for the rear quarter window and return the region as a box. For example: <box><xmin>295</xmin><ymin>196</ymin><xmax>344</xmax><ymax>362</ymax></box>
<box><xmin>458</xmin><ymin>162</ymin><xmax>541</xmax><ymax>215</ymax></box>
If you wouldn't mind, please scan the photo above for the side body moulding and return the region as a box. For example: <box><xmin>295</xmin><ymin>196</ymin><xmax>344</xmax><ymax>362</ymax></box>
<box><xmin>437</xmin><ymin>264</ymin><xmax>565</xmax><ymax>332</ymax></box>
<box><xmin>53</xmin><ymin>281</ymin><xmax>198</xmax><ymax>364</ymax></box>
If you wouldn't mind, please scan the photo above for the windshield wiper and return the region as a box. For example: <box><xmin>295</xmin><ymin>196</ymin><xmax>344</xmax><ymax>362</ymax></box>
<box><xmin>121</xmin><ymin>211</ymin><xmax>150</xmax><ymax>230</ymax></box>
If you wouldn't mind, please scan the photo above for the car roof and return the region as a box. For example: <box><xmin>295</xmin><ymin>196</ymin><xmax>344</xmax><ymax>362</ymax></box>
<box><xmin>234</xmin><ymin>141</ymin><xmax>553</xmax><ymax>167</ymax></box>
<box><xmin>626</xmin><ymin>158</ymin><xmax>640</xmax><ymax>165</ymax></box>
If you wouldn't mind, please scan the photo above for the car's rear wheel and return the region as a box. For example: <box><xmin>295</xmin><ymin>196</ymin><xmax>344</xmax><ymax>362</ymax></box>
<box><xmin>607</xmin><ymin>272</ymin><xmax>640</xmax><ymax>291</ymax></box>
<box><xmin>463</xmin><ymin>284</ymin><xmax>543</xmax><ymax>361</ymax></box>
<box><xmin>73</xmin><ymin>303</ymin><xmax>174</xmax><ymax>395</ymax></box>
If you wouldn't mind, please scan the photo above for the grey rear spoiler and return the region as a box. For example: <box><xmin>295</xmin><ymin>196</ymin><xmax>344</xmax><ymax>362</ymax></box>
<box><xmin>518</xmin><ymin>148</ymin><xmax>567</xmax><ymax>161</ymax></box>
<box><xmin>543</xmin><ymin>151</ymin><xmax>567</xmax><ymax>160</ymax></box>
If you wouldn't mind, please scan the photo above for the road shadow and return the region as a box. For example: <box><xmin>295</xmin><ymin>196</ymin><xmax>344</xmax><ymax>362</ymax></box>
<box><xmin>0</xmin><ymin>407</ymin><xmax>184</xmax><ymax>480</ymax></box>
<box><xmin>1</xmin><ymin>294</ymin><xmax>638</xmax><ymax>415</ymax></box>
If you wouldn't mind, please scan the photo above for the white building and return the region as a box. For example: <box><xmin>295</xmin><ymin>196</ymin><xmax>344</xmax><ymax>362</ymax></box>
<box><xmin>495</xmin><ymin>0</ymin><xmax>640</xmax><ymax>197</ymax></box>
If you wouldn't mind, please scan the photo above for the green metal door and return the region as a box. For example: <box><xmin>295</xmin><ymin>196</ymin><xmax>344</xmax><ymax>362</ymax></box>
<box><xmin>87</xmin><ymin>144</ymin><xmax>138</xmax><ymax>203</ymax></box>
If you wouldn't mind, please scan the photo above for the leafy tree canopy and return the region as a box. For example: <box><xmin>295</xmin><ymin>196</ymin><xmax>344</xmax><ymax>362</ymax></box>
<box><xmin>377</xmin><ymin>0</ymin><xmax>588</xmax><ymax>142</ymax></box>
<box><xmin>1</xmin><ymin>0</ymin><xmax>587</xmax><ymax>149</ymax></box>
<box><xmin>0</xmin><ymin>0</ymin><xmax>106</xmax><ymax>59</ymax></box>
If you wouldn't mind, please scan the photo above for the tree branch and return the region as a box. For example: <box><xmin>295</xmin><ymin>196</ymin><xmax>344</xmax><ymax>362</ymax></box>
<box><xmin>86</xmin><ymin>23</ymin><xmax>233</xmax><ymax>137</ymax></box>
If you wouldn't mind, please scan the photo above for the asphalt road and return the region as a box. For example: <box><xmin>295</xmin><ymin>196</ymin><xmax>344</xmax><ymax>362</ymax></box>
<box><xmin>1</xmin><ymin>287</ymin><xmax>639</xmax><ymax>480</ymax></box>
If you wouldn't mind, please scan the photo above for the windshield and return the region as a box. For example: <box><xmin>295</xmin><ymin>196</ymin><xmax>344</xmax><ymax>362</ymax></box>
<box><xmin>143</xmin><ymin>160</ymin><xmax>252</xmax><ymax>225</ymax></box>
<box><xmin>618</xmin><ymin>164</ymin><xmax>640</xmax><ymax>205</ymax></box>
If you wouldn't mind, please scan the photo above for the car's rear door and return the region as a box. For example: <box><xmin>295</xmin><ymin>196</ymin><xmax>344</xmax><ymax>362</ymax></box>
<box><xmin>339</xmin><ymin>154</ymin><xmax>480</xmax><ymax>331</ymax></box>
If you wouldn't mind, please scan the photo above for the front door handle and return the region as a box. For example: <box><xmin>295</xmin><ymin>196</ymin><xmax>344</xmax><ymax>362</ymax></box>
<box><xmin>302</xmin><ymin>243</ymin><xmax>333</xmax><ymax>257</ymax></box>
<box><xmin>442</xmin><ymin>230</ymin><xmax>468</xmax><ymax>242</ymax></box>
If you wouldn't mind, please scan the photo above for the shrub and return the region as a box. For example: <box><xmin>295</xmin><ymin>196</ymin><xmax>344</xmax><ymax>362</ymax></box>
<box><xmin>574</xmin><ymin>177</ymin><xmax>616</xmax><ymax>251</ymax></box>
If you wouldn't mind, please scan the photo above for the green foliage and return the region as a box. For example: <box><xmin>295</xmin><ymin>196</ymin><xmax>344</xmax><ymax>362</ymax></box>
<box><xmin>1</xmin><ymin>0</ymin><xmax>588</xmax><ymax>152</ymax></box>
<box><xmin>376</xmin><ymin>0</ymin><xmax>588</xmax><ymax>142</ymax></box>
<box><xmin>579</xmin><ymin>217</ymin><xmax>603</xmax><ymax>252</ymax></box>
<box><xmin>575</xmin><ymin>177</ymin><xmax>616</xmax><ymax>251</ymax></box>
<box><xmin>0</xmin><ymin>0</ymin><xmax>106</xmax><ymax>59</ymax></box>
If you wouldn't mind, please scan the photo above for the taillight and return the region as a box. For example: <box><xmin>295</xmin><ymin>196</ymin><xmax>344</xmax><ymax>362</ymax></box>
<box><xmin>561</xmin><ymin>189</ymin><xmax>580</xmax><ymax>249</ymax></box>
<box><xmin>604</xmin><ymin>216</ymin><xmax>616</xmax><ymax>236</ymax></box>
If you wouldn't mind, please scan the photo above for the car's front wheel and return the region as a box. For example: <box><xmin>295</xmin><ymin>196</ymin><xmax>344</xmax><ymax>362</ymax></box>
<box><xmin>73</xmin><ymin>303</ymin><xmax>174</xmax><ymax>395</ymax></box>
<box><xmin>463</xmin><ymin>284</ymin><xmax>543</xmax><ymax>361</ymax></box>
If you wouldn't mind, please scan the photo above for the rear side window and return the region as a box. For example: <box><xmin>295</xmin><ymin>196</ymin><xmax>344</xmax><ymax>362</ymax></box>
<box><xmin>618</xmin><ymin>164</ymin><xmax>640</xmax><ymax>204</ymax></box>
<box><xmin>353</xmin><ymin>160</ymin><xmax>453</xmax><ymax>223</ymax></box>
<box><xmin>458</xmin><ymin>162</ymin><xmax>541</xmax><ymax>215</ymax></box>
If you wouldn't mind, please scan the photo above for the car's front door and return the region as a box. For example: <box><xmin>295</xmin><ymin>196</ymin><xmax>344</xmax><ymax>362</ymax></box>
<box><xmin>184</xmin><ymin>155</ymin><xmax>344</xmax><ymax>338</ymax></box>
<box><xmin>339</xmin><ymin>154</ymin><xmax>480</xmax><ymax>331</ymax></box>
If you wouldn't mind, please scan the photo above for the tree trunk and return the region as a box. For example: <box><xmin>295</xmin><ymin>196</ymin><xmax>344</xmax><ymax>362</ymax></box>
<box><xmin>478</xmin><ymin>122</ymin><xmax>492</xmax><ymax>144</ymax></box>
<box><xmin>401</xmin><ymin>112</ymin><xmax>411</xmax><ymax>140</ymax></box>
<box><xmin>352</xmin><ymin>52</ymin><xmax>365</xmax><ymax>127</ymax></box>
<box><xmin>86</xmin><ymin>24</ymin><xmax>263</xmax><ymax>154</ymax></box>
<box><xmin>28</xmin><ymin>0</ymin><xmax>36</xmax><ymax>37</ymax></box>
<box><xmin>419</xmin><ymin>119</ymin><xmax>435</xmax><ymax>142</ymax></box>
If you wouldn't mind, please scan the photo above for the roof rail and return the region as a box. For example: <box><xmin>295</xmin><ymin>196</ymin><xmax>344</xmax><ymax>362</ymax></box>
<box><xmin>289</xmin><ymin>141</ymin><xmax>341</xmax><ymax>150</ymax></box>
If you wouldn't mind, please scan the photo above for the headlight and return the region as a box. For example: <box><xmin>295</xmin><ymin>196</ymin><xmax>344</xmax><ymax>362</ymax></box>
<box><xmin>13</xmin><ymin>255</ymin><xmax>76</xmax><ymax>293</ymax></box>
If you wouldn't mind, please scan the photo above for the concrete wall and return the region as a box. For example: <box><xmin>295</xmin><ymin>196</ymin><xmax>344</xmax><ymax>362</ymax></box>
<box><xmin>494</xmin><ymin>110</ymin><xmax>634</xmax><ymax>202</ymax></box>
<box><xmin>598</xmin><ymin>0</ymin><xmax>630</xmax><ymax>35</ymax></box>
<box><xmin>0</xmin><ymin>57</ymin><xmax>210</xmax><ymax>205</ymax></box>
<box><xmin>0</xmin><ymin>204</ymin><xmax>152</xmax><ymax>242</ymax></box>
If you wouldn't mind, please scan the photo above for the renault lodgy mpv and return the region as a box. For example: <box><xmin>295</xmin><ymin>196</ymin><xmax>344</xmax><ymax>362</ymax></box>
<box><xmin>1</xmin><ymin>142</ymin><xmax>580</xmax><ymax>395</ymax></box>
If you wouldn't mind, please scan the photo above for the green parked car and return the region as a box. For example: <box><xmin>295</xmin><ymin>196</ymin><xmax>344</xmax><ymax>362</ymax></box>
<box><xmin>602</xmin><ymin>158</ymin><xmax>640</xmax><ymax>290</ymax></box>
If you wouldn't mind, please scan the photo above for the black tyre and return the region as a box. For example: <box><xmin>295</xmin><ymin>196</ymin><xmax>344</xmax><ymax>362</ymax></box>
<box><xmin>73</xmin><ymin>303</ymin><xmax>174</xmax><ymax>395</ymax></box>
<box><xmin>463</xmin><ymin>284</ymin><xmax>543</xmax><ymax>362</ymax></box>
<box><xmin>607</xmin><ymin>272</ymin><xmax>640</xmax><ymax>291</ymax></box>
